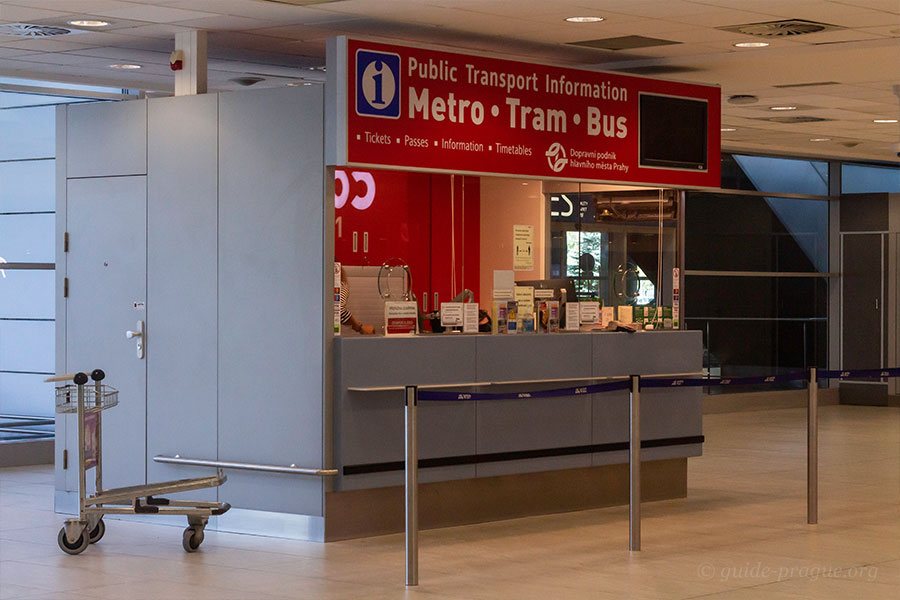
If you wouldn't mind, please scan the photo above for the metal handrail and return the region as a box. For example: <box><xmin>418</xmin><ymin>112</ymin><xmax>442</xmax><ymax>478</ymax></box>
<box><xmin>349</xmin><ymin>371</ymin><xmax>704</xmax><ymax>392</ymax></box>
<box><xmin>153</xmin><ymin>455</ymin><xmax>338</xmax><ymax>476</ymax></box>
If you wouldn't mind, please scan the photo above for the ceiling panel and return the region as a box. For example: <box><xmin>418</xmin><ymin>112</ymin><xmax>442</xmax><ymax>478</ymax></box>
<box><xmin>0</xmin><ymin>0</ymin><xmax>895</xmax><ymax>162</ymax></box>
<box><xmin>88</xmin><ymin>4</ymin><xmax>220</xmax><ymax>23</ymax></box>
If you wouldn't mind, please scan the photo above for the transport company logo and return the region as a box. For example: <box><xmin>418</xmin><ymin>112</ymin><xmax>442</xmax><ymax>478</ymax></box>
<box><xmin>334</xmin><ymin>170</ymin><xmax>375</xmax><ymax>210</ymax></box>
<box><xmin>356</xmin><ymin>49</ymin><xmax>401</xmax><ymax>119</ymax></box>
<box><xmin>545</xmin><ymin>142</ymin><xmax>568</xmax><ymax>172</ymax></box>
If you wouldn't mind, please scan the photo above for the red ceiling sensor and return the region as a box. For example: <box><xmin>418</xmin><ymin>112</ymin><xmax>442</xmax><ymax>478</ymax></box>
<box><xmin>169</xmin><ymin>50</ymin><xmax>183</xmax><ymax>71</ymax></box>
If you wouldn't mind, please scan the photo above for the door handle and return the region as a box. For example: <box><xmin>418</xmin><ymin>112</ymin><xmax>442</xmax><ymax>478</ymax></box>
<box><xmin>126</xmin><ymin>320</ymin><xmax>144</xmax><ymax>359</ymax></box>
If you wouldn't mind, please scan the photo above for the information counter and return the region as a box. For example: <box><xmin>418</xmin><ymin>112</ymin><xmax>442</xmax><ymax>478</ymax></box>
<box><xmin>328</xmin><ymin>330</ymin><xmax>703</xmax><ymax>539</ymax></box>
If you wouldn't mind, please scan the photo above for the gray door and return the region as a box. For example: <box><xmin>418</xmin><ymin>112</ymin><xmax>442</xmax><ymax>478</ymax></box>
<box><xmin>66</xmin><ymin>176</ymin><xmax>147</xmax><ymax>489</ymax></box>
<box><xmin>841</xmin><ymin>233</ymin><xmax>883</xmax><ymax>371</ymax></box>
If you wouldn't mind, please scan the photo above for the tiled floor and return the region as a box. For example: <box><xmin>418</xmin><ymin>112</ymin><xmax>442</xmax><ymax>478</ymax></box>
<box><xmin>1</xmin><ymin>405</ymin><xmax>898</xmax><ymax>599</ymax></box>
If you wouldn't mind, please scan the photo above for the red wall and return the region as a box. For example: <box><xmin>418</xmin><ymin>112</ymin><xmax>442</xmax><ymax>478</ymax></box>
<box><xmin>334</xmin><ymin>168</ymin><xmax>480</xmax><ymax>316</ymax></box>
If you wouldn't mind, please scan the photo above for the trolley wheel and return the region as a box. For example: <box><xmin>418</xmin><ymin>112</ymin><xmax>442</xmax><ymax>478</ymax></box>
<box><xmin>182</xmin><ymin>527</ymin><xmax>204</xmax><ymax>553</ymax></box>
<box><xmin>88</xmin><ymin>519</ymin><xmax>105</xmax><ymax>544</ymax></box>
<box><xmin>58</xmin><ymin>526</ymin><xmax>89</xmax><ymax>555</ymax></box>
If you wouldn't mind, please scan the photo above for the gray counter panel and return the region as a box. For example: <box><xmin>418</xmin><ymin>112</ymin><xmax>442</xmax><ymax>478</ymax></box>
<box><xmin>337</xmin><ymin>335</ymin><xmax>478</xmax><ymax>387</ymax></box>
<box><xmin>336</xmin><ymin>336</ymin><xmax>478</xmax><ymax>490</ymax></box>
<box><xmin>592</xmin><ymin>331</ymin><xmax>702</xmax><ymax>378</ymax></box>
<box><xmin>475</xmin><ymin>334</ymin><xmax>593</xmax><ymax>381</ymax></box>
<box><xmin>334</xmin><ymin>331</ymin><xmax>703</xmax><ymax>490</ymax></box>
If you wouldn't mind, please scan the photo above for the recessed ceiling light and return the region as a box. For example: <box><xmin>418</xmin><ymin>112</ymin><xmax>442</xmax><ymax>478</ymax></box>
<box><xmin>734</xmin><ymin>41</ymin><xmax>769</xmax><ymax>48</ymax></box>
<box><xmin>728</xmin><ymin>94</ymin><xmax>758</xmax><ymax>105</ymax></box>
<box><xmin>873</xmin><ymin>119</ymin><xmax>898</xmax><ymax>123</ymax></box>
<box><xmin>68</xmin><ymin>19</ymin><xmax>109</xmax><ymax>27</ymax></box>
<box><xmin>565</xmin><ymin>16</ymin><xmax>605</xmax><ymax>23</ymax></box>
<box><xmin>809</xmin><ymin>138</ymin><xmax>831</xmax><ymax>142</ymax></box>
<box><xmin>308</xmin><ymin>66</ymin><xmax>326</xmax><ymax>72</ymax></box>
<box><xmin>109</xmin><ymin>64</ymin><xmax>141</xmax><ymax>70</ymax></box>
<box><xmin>769</xmin><ymin>105</ymin><xmax>797</xmax><ymax>111</ymax></box>
<box><xmin>288</xmin><ymin>82</ymin><xmax>311</xmax><ymax>87</ymax></box>
<box><xmin>721</xmin><ymin>127</ymin><xmax>737</xmax><ymax>132</ymax></box>
<box><xmin>231</xmin><ymin>76</ymin><xmax>264</xmax><ymax>86</ymax></box>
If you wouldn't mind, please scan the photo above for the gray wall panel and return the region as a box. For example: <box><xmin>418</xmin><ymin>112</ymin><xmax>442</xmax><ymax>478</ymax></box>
<box><xmin>218</xmin><ymin>87</ymin><xmax>325</xmax><ymax>515</ymax></box>
<box><xmin>67</xmin><ymin>100</ymin><xmax>147</xmax><ymax>178</ymax></box>
<box><xmin>146</xmin><ymin>94</ymin><xmax>219</xmax><ymax>496</ymax></box>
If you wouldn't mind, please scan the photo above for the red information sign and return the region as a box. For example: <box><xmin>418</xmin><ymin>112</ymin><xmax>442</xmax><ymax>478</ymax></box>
<box><xmin>340</xmin><ymin>38</ymin><xmax>720</xmax><ymax>188</ymax></box>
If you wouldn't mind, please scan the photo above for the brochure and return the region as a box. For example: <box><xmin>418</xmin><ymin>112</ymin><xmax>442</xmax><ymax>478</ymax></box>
<box><xmin>565</xmin><ymin>302</ymin><xmax>580</xmax><ymax>331</ymax></box>
<box><xmin>463</xmin><ymin>303</ymin><xmax>479</xmax><ymax>333</ymax></box>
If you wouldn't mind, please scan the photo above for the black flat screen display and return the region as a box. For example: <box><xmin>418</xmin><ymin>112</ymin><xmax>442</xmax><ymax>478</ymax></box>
<box><xmin>639</xmin><ymin>93</ymin><xmax>708</xmax><ymax>171</ymax></box>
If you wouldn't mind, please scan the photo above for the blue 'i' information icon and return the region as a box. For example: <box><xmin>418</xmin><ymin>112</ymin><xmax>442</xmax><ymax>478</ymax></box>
<box><xmin>356</xmin><ymin>49</ymin><xmax>401</xmax><ymax>119</ymax></box>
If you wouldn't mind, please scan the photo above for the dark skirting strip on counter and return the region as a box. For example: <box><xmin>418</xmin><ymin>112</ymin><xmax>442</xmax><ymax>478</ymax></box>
<box><xmin>342</xmin><ymin>435</ymin><xmax>705</xmax><ymax>475</ymax></box>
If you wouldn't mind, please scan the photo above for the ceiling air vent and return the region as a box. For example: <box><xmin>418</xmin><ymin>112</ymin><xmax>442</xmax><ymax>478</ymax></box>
<box><xmin>253</xmin><ymin>0</ymin><xmax>342</xmax><ymax>6</ymax></box>
<box><xmin>728</xmin><ymin>94</ymin><xmax>758</xmax><ymax>105</ymax></box>
<box><xmin>612</xmin><ymin>65</ymin><xmax>701</xmax><ymax>76</ymax></box>
<box><xmin>766</xmin><ymin>116</ymin><xmax>831</xmax><ymax>124</ymax></box>
<box><xmin>569</xmin><ymin>36</ymin><xmax>680</xmax><ymax>51</ymax></box>
<box><xmin>773</xmin><ymin>81</ymin><xmax>840</xmax><ymax>89</ymax></box>
<box><xmin>719</xmin><ymin>19</ymin><xmax>843</xmax><ymax>37</ymax></box>
<box><xmin>0</xmin><ymin>23</ymin><xmax>86</xmax><ymax>38</ymax></box>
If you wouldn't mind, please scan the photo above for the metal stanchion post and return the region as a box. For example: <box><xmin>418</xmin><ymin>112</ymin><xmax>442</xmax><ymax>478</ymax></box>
<box><xmin>405</xmin><ymin>385</ymin><xmax>419</xmax><ymax>586</ymax></box>
<box><xmin>629</xmin><ymin>374</ymin><xmax>641</xmax><ymax>551</ymax></box>
<box><xmin>807</xmin><ymin>367</ymin><xmax>818</xmax><ymax>525</ymax></box>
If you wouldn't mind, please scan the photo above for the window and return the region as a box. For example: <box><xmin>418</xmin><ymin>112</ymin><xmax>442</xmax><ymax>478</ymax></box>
<box><xmin>842</xmin><ymin>163</ymin><xmax>900</xmax><ymax>194</ymax></box>
<box><xmin>685</xmin><ymin>153</ymin><xmax>831</xmax><ymax>392</ymax></box>
<box><xmin>0</xmin><ymin>81</ymin><xmax>123</xmax><ymax>439</ymax></box>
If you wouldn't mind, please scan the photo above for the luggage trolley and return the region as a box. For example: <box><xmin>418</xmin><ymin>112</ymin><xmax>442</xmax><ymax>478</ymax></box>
<box><xmin>49</xmin><ymin>369</ymin><xmax>230</xmax><ymax>555</ymax></box>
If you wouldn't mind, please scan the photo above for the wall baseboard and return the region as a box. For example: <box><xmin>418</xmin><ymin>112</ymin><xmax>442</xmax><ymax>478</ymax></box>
<box><xmin>703</xmin><ymin>388</ymin><xmax>840</xmax><ymax>414</ymax></box>
<box><xmin>325</xmin><ymin>458</ymin><xmax>687</xmax><ymax>541</ymax></box>
<box><xmin>0</xmin><ymin>439</ymin><xmax>53</xmax><ymax>468</ymax></box>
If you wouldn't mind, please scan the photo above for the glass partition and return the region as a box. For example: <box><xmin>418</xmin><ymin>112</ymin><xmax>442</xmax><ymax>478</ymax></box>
<box><xmin>546</xmin><ymin>182</ymin><xmax>677</xmax><ymax>316</ymax></box>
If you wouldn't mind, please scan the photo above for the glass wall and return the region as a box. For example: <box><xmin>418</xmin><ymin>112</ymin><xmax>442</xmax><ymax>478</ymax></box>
<box><xmin>685</xmin><ymin>154</ymin><xmax>831</xmax><ymax>391</ymax></box>
<box><xmin>0</xmin><ymin>83</ymin><xmax>117</xmax><ymax>439</ymax></box>
<box><xmin>0</xmin><ymin>101</ymin><xmax>57</xmax><ymax>430</ymax></box>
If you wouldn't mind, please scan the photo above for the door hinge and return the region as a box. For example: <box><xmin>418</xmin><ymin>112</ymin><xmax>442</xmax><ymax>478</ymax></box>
<box><xmin>64</xmin><ymin>277</ymin><xmax>69</xmax><ymax>298</ymax></box>
<box><xmin>64</xmin><ymin>232</ymin><xmax>69</xmax><ymax>253</ymax></box>
<box><xmin>63</xmin><ymin>449</ymin><xmax>68</xmax><ymax>470</ymax></box>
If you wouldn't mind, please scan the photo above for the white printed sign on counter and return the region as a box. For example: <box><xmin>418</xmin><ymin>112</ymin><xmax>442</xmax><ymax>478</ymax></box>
<box><xmin>441</xmin><ymin>302</ymin><xmax>464</xmax><ymax>327</ymax></box>
<box><xmin>385</xmin><ymin>301</ymin><xmax>418</xmax><ymax>336</ymax></box>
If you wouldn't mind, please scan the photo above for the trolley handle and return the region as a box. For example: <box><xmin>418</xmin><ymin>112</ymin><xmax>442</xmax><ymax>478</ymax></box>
<box><xmin>45</xmin><ymin>369</ymin><xmax>105</xmax><ymax>384</ymax></box>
